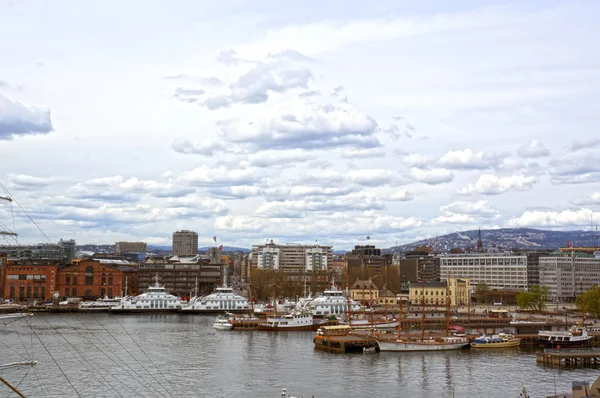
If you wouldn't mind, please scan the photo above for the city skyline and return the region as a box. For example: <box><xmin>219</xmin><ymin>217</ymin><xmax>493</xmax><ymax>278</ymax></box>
<box><xmin>1</xmin><ymin>1</ymin><xmax>600</xmax><ymax>250</ymax></box>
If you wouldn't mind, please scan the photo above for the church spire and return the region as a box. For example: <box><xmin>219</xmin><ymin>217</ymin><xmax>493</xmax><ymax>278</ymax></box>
<box><xmin>476</xmin><ymin>227</ymin><xmax>483</xmax><ymax>251</ymax></box>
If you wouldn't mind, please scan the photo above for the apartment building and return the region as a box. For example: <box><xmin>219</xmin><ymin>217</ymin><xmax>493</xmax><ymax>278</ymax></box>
<box><xmin>439</xmin><ymin>253</ymin><xmax>528</xmax><ymax>290</ymax></box>
<box><xmin>251</xmin><ymin>242</ymin><xmax>332</xmax><ymax>272</ymax></box>
<box><xmin>172</xmin><ymin>230</ymin><xmax>198</xmax><ymax>256</ymax></box>
<box><xmin>115</xmin><ymin>241</ymin><xmax>147</xmax><ymax>253</ymax></box>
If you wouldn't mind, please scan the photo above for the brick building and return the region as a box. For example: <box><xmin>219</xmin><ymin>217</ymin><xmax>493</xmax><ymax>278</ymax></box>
<box><xmin>56</xmin><ymin>259</ymin><xmax>138</xmax><ymax>299</ymax></box>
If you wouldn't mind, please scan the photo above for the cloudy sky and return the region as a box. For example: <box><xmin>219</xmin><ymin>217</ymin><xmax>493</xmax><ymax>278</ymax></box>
<box><xmin>1</xmin><ymin>0</ymin><xmax>599</xmax><ymax>249</ymax></box>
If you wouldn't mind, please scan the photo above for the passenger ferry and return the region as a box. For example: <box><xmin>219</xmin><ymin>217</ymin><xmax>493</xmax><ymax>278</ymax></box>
<box><xmin>538</xmin><ymin>323</ymin><xmax>592</xmax><ymax>348</ymax></box>
<box><xmin>258</xmin><ymin>311</ymin><xmax>325</xmax><ymax>331</ymax></box>
<box><xmin>297</xmin><ymin>281</ymin><xmax>361</xmax><ymax>317</ymax></box>
<box><xmin>181</xmin><ymin>285</ymin><xmax>250</xmax><ymax>314</ymax></box>
<box><xmin>470</xmin><ymin>333</ymin><xmax>521</xmax><ymax>348</ymax></box>
<box><xmin>110</xmin><ymin>278</ymin><xmax>182</xmax><ymax>313</ymax></box>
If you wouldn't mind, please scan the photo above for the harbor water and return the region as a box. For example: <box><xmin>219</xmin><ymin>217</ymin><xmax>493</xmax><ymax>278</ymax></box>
<box><xmin>1</xmin><ymin>313</ymin><xmax>598</xmax><ymax>397</ymax></box>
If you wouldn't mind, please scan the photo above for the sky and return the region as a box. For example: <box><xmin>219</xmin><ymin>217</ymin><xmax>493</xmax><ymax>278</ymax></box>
<box><xmin>1</xmin><ymin>0</ymin><xmax>600</xmax><ymax>250</ymax></box>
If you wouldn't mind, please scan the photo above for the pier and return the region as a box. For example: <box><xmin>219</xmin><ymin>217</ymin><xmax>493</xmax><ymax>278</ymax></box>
<box><xmin>536</xmin><ymin>351</ymin><xmax>600</xmax><ymax>367</ymax></box>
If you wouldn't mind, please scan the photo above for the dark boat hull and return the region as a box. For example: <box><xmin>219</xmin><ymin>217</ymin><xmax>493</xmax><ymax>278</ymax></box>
<box><xmin>538</xmin><ymin>338</ymin><xmax>592</xmax><ymax>348</ymax></box>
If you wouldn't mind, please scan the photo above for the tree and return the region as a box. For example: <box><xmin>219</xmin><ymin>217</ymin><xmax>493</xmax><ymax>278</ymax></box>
<box><xmin>516</xmin><ymin>284</ymin><xmax>550</xmax><ymax>311</ymax></box>
<box><xmin>575</xmin><ymin>286</ymin><xmax>600</xmax><ymax>319</ymax></box>
<box><xmin>474</xmin><ymin>283</ymin><xmax>490</xmax><ymax>304</ymax></box>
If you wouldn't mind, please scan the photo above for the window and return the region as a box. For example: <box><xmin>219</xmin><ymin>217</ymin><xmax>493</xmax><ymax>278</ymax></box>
<box><xmin>101</xmin><ymin>288</ymin><xmax>105</xmax><ymax>297</ymax></box>
<box><xmin>108</xmin><ymin>288</ymin><xmax>113</xmax><ymax>297</ymax></box>
<box><xmin>72</xmin><ymin>288</ymin><xmax>77</xmax><ymax>297</ymax></box>
<box><xmin>108</xmin><ymin>273</ymin><xmax>113</xmax><ymax>285</ymax></box>
<box><xmin>85</xmin><ymin>266</ymin><xmax>94</xmax><ymax>285</ymax></box>
<box><xmin>65</xmin><ymin>274</ymin><xmax>71</xmax><ymax>285</ymax></box>
<box><xmin>73</xmin><ymin>275</ymin><xmax>78</xmax><ymax>285</ymax></box>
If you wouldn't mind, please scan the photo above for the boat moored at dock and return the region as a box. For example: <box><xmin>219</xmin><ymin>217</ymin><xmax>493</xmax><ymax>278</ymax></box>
<box><xmin>538</xmin><ymin>323</ymin><xmax>592</xmax><ymax>348</ymax></box>
<box><xmin>470</xmin><ymin>332</ymin><xmax>521</xmax><ymax>348</ymax></box>
<box><xmin>110</xmin><ymin>277</ymin><xmax>182</xmax><ymax>313</ymax></box>
<box><xmin>259</xmin><ymin>311</ymin><xmax>325</xmax><ymax>331</ymax></box>
<box><xmin>181</xmin><ymin>285</ymin><xmax>250</xmax><ymax>314</ymax></box>
<box><xmin>79</xmin><ymin>297</ymin><xmax>122</xmax><ymax>311</ymax></box>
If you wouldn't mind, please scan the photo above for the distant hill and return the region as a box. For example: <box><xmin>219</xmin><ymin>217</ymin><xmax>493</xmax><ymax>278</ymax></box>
<box><xmin>390</xmin><ymin>228</ymin><xmax>600</xmax><ymax>252</ymax></box>
<box><xmin>199</xmin><ymin>246</ymin><xmax>251</xmax><ymax>253</ymax></box>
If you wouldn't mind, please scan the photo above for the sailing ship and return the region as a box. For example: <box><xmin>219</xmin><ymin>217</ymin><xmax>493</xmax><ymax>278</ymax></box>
<box><xmin>374</xmin><ymin>279</ymin><xmax>469</xmax><ymax>352</ymax></box>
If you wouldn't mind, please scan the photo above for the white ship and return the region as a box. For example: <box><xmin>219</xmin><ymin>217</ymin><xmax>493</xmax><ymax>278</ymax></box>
<box><xmin>296</xmin><ymin>281</ymin><xmax>361</xmax><ymax>317</ymax></box>
<box><xmin>110</xmin><ymin>277</ymin><xmax>182</xmax><ymax>313</ymax></box>
<box><xmin>538</xmin><ymin>323</ymin><xmax>592</xmax><ymax>348</ymax></box>
<box><xmin>181</xmin><ymin>285</ymin><xmax>250</xmax><ymax>314</ymax></box>
<box><xmin>79</xmin><ymin>297</ymin><xmax>122</xmax><ymax>311</ymax></box>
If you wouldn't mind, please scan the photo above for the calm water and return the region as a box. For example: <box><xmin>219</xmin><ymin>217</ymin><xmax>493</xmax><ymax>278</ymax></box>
<box><xmin>0</xmin><ymin>313</ymin><xmax>598</xmax><ymax>397</ymax></box>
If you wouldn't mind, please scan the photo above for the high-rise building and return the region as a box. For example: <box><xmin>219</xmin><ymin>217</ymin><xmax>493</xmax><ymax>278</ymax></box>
<box><xmin>346</xmin><ymin>245</ymin><xmax>392</xmax><ymax>270</ymax></box>
<box><xmin>251</xmin><ymin>241</ymin><xmax>332</xmax><ymax>272</ymax></box>
<box><xmin>172</xmin><ymin>230</ymin><xmax>199</xmax><ymax>256</ymax></box>
<box><xmin>115</xmin><ymin>241</ymin><xmax>147</xmax><ymax>253</ymax></box>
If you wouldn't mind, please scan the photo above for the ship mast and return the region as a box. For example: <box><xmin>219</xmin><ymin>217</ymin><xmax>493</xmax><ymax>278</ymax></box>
<box><xmin>397</xmin><ymin>290</ymin><xmax>403</xmax><ymax>340</ymax></box>
<box><xmin>445</xmin><ymin>272</ymin><xmax>451</xmax><ymax>337</ymax></box>
<box><xmin>421</xmin><ymin>279</ymin><xmax>425</xmax><ymax>341</ymax></box>
<box><xmin>345</xmin><ymin>258</ymin><xmax>352</xmax><ymax>327</ymax></box>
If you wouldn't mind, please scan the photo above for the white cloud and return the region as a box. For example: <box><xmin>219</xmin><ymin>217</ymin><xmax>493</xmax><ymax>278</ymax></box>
<box><xmin>438</xmin><ymin>149</ymin><xmax>504</xmax><ymax>169</ymax></box>
<box><xmin>508</xmin><ymin>208</ymin><xmax>600</xmax><ymax>228</ymax></box>
<box><xmin>517</xmin><ymin>138</ymin><xmax>549</xmax><ymax>158</ymax></box>
<box><xmin>431</xmin><ymin>213</ymin><xmax>475</xmax><ymax>224</ymax></box>
<box><xmin>7</xmin><ymin>174</ymin><xmax>60</xmax><ymax>188</ymax></box>
<box><xmin>387</xmin><ymin>190</ymin><xmax>414</xmax><ymax>202</ymax></box>
<box><xmin>171</xmin><ymin>138</ymin><xmax>225</xmax><ymax>156</ymax></box>
<box><xmin>409</xmin><ymin>168</ymin><xmax>454</xmax><ymax>185</ymax></box>
<box><xmin>341</xmin><ymin>147</ymin><xmax>386</xmax><ymax>159</ymax></box>
<box><xmin>549</xmin><ymin>153</ymin><xmax>600</xmax><ymax>185</ymax></box>
<box><xmin>0</xmin><ymin>93</ymin><xmax>53</xmax><ymax>139</ymax></box>
<box><xmin>439</xmin><ymin>200</ymin><xmax>499</xmax><ymax>217</ymax></box>
<box><xmin>180</xmin><ymin>165</ymin><xmax>265</xmax><ymax>187</ymax></box>
<box><xmin>402</xmin><ymin>154</ymin><xmax>431</xmax><ymax>167</ymax></box>
<box><xmin>572</xmin><ymin>191</ymin><xmax>600</xmax><ymax>206</ymax></box>
<box><xmin>571</xmin><ymin>138</ymin><xmax>600</xmax><ymax>152</ymax></box>
<box><xmin>458</xmin><ymin>175</ymin><xmax>536</xmax><ymax>195</ymax></box>
<box><xmin>218</xmin><ymin>99</ymin><xmax>379</xmax><ymax>150</ymax></box>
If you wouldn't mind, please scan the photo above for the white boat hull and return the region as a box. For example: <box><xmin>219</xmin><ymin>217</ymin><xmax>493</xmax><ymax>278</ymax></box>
<box><xmin>213</xmin><ymin>323</ymin><xmax>233</xmax><ymax>330</ymax></box>
<box><xmin>377</xmin><ymin>340</ymin><xmax>469</xmax><ymax>352</ymax></box>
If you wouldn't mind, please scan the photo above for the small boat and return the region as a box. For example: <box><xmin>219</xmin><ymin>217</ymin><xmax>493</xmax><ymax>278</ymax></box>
<box><xmin>470</xmin><ymin>332</ymin><xmax>521</xmax><ymax>348</ymax></box>
<box><xmin>538</xmin><ymin>323</ymin><xmax>592</xmax><ymax>348</ymax></box>
<box><xmin>79</xmin><ymin>297</ymin><xmax>122</xmax><ymax>311</ymax></box>
<box><xmin>213</xmin><ymin>315</ymin><xmax>233</xmax><ymax>330</ymax></box>
<box><xmin>259</xmin><ymin>311</ymin><xmax>325</xmax><ymax>331</ymax></box>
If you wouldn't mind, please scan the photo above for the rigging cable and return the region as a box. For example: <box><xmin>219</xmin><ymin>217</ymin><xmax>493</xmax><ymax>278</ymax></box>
<box><xmin>66</xmin><ymin>316</ymin><xmax>161</xmax><ymax>398</ymax></box>
<box><xmin>90</xmin><ymin>315</ymin><xmax>174</xmax><ymax>398</ymax></box>
<box><xmin>28</xmin><ymin>320</ymin><xmax>82</xmax><ymax>397</ymax></box>
<box><xmin>108</xmin><ymin>315</ymin><xmax>180</xmax><ymax>397</ymax></box>
<box><xmin>0</xmin><ymin>183</ymin><xmax>51</xmax><ymax>243</ymax></box>
<box><xmin>49</xmin><ymin>319</ymin><xmax>123</xmax><ymax>398</ymax></box>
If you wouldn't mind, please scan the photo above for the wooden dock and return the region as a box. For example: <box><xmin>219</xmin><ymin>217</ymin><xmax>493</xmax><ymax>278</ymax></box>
<box><xmin>314</xmin><ymin>334</ymin><xmax>379</xmax><ymax>353</ymax></box>
<box><xmin>536</xmin><ymin>351</ymin><xmax>600</xmax><ymax>367</ymax></box>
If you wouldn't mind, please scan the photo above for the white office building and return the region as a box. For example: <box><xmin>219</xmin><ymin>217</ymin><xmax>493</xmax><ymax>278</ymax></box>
<box><xmin>439</xmin><ymin>253</ymin><xmax>528</xmax><ymax>290</ymax></box>
<box><xmin>539</xmin><ymin>253</ymin><xmax>600</xmax><ymax>301</ymax></box>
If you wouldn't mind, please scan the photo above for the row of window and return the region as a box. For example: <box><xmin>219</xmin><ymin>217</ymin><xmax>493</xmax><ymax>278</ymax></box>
<box><xmin>6</xmin><ymin>274</ymin><xmax>46</xmax><ymax>280</ymax></box>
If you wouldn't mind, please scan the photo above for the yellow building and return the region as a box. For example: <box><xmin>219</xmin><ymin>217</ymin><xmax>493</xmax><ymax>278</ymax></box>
<box><xmin>409</xmin><ymin>278</ymin><xmax>470</xmax><ymax>306</ymax></box>
<box><xmin>350</xmin><ymin>280</ymin><xmax>379</xmax><ymax>302</ymax></box>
